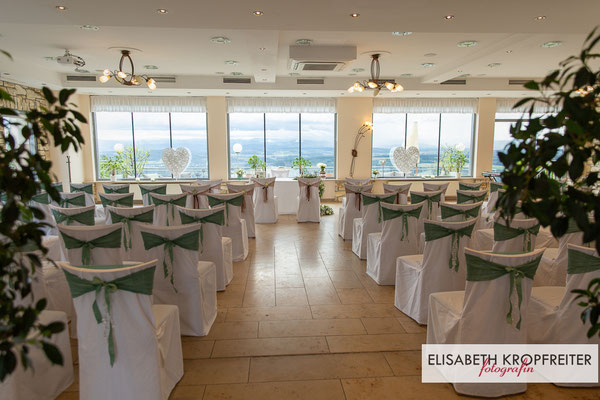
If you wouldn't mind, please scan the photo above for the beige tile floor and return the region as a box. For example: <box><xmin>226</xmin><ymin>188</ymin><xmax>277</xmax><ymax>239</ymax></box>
<box><xmin>58</xmin><ymin>203</ymin><xmax>599</xmax><ymax>400</ymax></box>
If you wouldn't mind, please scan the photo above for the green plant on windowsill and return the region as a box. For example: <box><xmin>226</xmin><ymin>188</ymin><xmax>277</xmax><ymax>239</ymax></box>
<box><xmin>440</xmin><ymin>144</ymin><xmax>468</xmax><ymax>177</ymax></box>
<box><xmin>248</xmin><ymin>155</ymin><xmax>266</xmax><ymax>177</ymax></box>
<box><xmin>292</xmin><ymin>157</ymin><xmax>311</xmax><ymax>176</ymax></box>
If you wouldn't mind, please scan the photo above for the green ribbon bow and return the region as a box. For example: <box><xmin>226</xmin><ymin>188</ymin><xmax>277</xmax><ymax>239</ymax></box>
<box><xmin>425</xmin><ymin>222</ymin><xmax>476</xmax><ymax>271</ymax></box>
<box><xmin>361</xmin><ymin>194</ymin><xmax>397</xmax><ymax>223</ymax></box>
<box><xmin>411</xmin><ymin>192</ymin><xmax>442</xmax><ymax>216</ymax></box>
<box><xmin>150</xmin><ymin>195</ymin><xmax>187</xmax><ymax>226</ymax></box>
<box><xmin>207</xmin><ymin>194</ymin><xmax>244</xmax><ymax>224</ymax></box>
<box><xmin>70</xmin><ymin>183</ymin><xmax>94</xmax><ymax>195</ymax></box>
<box><xmin>52</xmin><ymin>182</ymin><xmax>64</xmax><ymax>192</ymax></box>
<box><xmin>381</xmin><ymin>205</ymin><xmax>423</xmax><ymax>240</ymax></box>
<box><xmin>441</xmin><ymin>204</ymin><xmax>481</xmax><ymax>221</ymax></box>
<box><xmin>60</xmin><ymin>227</ymin><xmax>122</xmax><ymax>265</ymax></box>
<box><xmin>490</xmin><ymin>182</ymin><xmax>503</xmax><ymax>193</ymax></box>
<box><xmin>52</xmin><ymin>208</ymin><xmax>95</xmax><ymax>226</ymax></box>
<box><xmin>466</xmin><ymin>253</ymin><xmax>541</xmax><ymax>329</ymax></box>
<box><xmin>179</xmin><ymin>210</ymin><xmax>226</xmax><ymax>253</ymax></box>
<box><xmin>458</xmin><ymin>183</ymin><xmax>482</xmax><ymax>191</ymax></box>
<box><xmin>103</xmin><ymin>185</ymin><xmax>129</xmax><ymax>194</ymax></box>
<box><xmin>100</xmin><ymin>194</ymin><xmax>134</xmax><ymax>208</ymax></box>
<box><xmin>63</xmin><ymin>265</ymin><xmax>155</xmax><ymax>366</ymax></box>
<box><xmin>567</xmin><ymin>248</ymin><xmax>600</xmax><ymax>275</ymax></box>
<box><xmin>493</xmin><ymin>222</ymin><xmax>540</xmax><ymax>252</ymax></box>
<box><xmin>141</xmin><ymin>229</ymin><xmax>200</xmax><ymax>291</ymax></box>
<box><xmin>457</xmin><ymin>192</ymin><xmax>486</xmax><ymax>204</ymax></box>
<box><xmin>110</xmin><ymin>209</ymin><xmax>154</xmax><ymax>250</ymax></box>
<box><xmin>59</xmin><ymin>194</ymin><xmax>86</xmax><ymax>208</ymax></box>
<box><xmin>140</xmin><ymin>185</ymin><xmax>167</xmax><ymax>199</ymax></box>
<box><xmin>31</xmin><ymin>192</ymin><xmax>50</xmax><ymax>205</ymax></box>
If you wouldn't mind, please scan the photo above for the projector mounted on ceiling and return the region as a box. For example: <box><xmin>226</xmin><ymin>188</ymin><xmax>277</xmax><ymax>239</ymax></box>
<box><xmin>289</xmin><ymin>45</ymin><xmax>356</xmax><ymax>72</ymax></box>
<box><xmin>56</xmin><ymin>49</ymin><xmax>86</xmax><ymax>68</ymax></box>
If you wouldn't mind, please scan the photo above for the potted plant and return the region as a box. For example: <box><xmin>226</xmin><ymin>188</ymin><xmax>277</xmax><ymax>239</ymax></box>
<box><xmin>100</xmin><ymin>155</ymin><xmax>122</xmax><ymax>181</ymax></box>
<box><xmin>235</xmin><ymin>168</ymin><xmax>245</xmax><ymax>179</ymax></box>
<box><xmin>441</xmin><ymin>144</ymin><xmax>468</xmax><ymax>178</ymax></box>
<box><xmin>317</xmin><ymin>162</ymin><xmax>327</xmax><ymax>177</ymax></box>
<box><xmin>247</xmin><ymin>155</ymin><xmax>266</xmax><ymax>178</ymax></box>
<box><xmin>372</xmin><ymin>169</ymin><xmax>380</xmax><ymax>178</ymax></box>
<box><xmin>292</xmin><ymin>157</ymin><xmax>311</xmax><ymax>176</ymax></box>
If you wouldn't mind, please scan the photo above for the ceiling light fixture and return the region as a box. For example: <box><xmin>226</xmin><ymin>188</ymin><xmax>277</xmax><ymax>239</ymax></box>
<box><xmin>156</xmin><ymin>9</ymin><xmax>168</xmax><ymax>14</ymax></box>
<box><xmin>457</xmin><ymin>40</ymin><xmax>478</xmax><ymax>47</ymax></box>
<box><xmin>253</xmin><ymin>10</ymin><xmax>264</xmax><ymax>16</ymax></box>
<box><xmin>392</xmin><ymin>32</ymin><xmax>412</xmax><ymax>36</ymax></box>
<box><xmin>444</xmin><ymin>15</ymin><xmax>455</xmax><ymax>20</ymax></box>
<box><xmin>99</xmin><ymin>50</ymin><xmax>157</xmax><ymax>90</ymax></box>
<box><xmin>541</xmin><ymin>41</ymin><xmax>562</xmax><ymax>48</ymax></box>
<box><xmin>144</xmin><ymin>65</ymin><xmax>158</xmax><ymax>70</ymax></box>
<box><xmin>399</xmin><ymin>73</ymin><xmax>413</xmax><ymax>77</ymax></box>
<box><xmin>424</xmin><ymin>53</ymin><xmax>437</xmax><ymax>57</ymax></box>
<box><xmin>506</xmin><ymin>50</ymin><xmax>513</xmax><ymax>53</ymax></box>
<box><xmin>295</xmin><ymin>39</ymin><xmax>313</xmax><ymax>46</ymax></box>
<box><xmin>211</xmin><ymin>36</ymin><xmax>231</xmax><ymax>44</ymax></box>
<box><xmin>347</xmin><ymin>54</ymin><xmax>403</xmax><ymax>96</ymax></box>
<box><xmin>421</xmin><ymin>63</ymin><xmax>435</xmax><ymax>68</ymax></box>
<box><xmin>56</xmin><ymin>5</ymin><xmax>67</xmax><ymax>11</ymax></box>
<box><xmin>487</xmin><ymin>63</ymin><xmax>502</xmax><ymax>68</ymax></box>
<box><xmin>224</xmin><ymin>60</ymin><xmax>239</xmax><ymax>65</ymax></box>
<box><xmin>535</xmin><ymin>15</ymin><xmax>546</xmax><ymax>21</ymax></box>
<box><xmin>350</xmin><ymin>13</ymin><xmax>360</xmax><ymax>18</ymax></box>
<box><xmin>352</xmin><ymin>68</ymin><xmax>365</xmax><ymax>73</ymax></box>
<box><xmin>230</xmin><ymin>72</ymin><xmax>243</xmax><ymax>76</ymax></box>
<box><xmin>80</xmin><ymin>25</ymin><xmax>100</xmax><ymax>31</ymax></box>
<box><xmin>259</xmin><ymin>47</ymin><xmax>267</xmax><ymax>51</ymax></box>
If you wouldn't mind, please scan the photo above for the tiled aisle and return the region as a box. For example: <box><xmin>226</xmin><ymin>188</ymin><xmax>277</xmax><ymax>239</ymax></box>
<box><xmin>59</xmin><ymin>203</ymin><xmax>598</xmax><ymax>400</ymax></box>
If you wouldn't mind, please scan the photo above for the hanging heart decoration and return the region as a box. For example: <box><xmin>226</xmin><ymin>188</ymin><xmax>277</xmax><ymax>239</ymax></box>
<box><xmin>162</xmin><ymin>147</ymin><xmax>191</xmax><ymax>179</ymax></box>
<box><xmin>389</xmin><ymin>146</ymin><xmax>420</xmax><ymax>173</ymax></box>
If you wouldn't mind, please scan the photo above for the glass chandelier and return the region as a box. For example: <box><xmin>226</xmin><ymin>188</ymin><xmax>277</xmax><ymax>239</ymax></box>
<box><xmin>99</xmin><ymin>50</ymin><xmax>156</xmax><ymax>90</ymax></box>
<box><xmin>348</xmin><ymin>54</ymin><xmax>403</xmax><ymax>95</ymax></box>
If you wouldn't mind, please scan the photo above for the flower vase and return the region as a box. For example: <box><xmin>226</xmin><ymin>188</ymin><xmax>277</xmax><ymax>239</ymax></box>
<box><xmin>110</xmin><ymin>170</ymin><xmax>117</xmax><ymax>182</ymax></box>
<box><xmin>456</xmin><ymin>171</ymin><xmax>461</xmax><ymax>179</ymax></box>
<box><xmin>320</xmin><ymin>170</ymin><xmax>326</xmax><ymax>177</ymax></box>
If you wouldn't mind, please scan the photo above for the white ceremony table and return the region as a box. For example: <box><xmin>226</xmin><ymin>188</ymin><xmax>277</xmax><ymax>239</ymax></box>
<box><xmin>274</xmin><ymin>178</ymin><xmax>300</xmax><ymax>215</ymax></box>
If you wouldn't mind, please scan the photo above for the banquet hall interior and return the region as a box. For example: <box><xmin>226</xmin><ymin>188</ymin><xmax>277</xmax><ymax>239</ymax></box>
<box><xmin>1</xmin><ymin>0</ymin><xmax>600</xmax><ymax>399</ymax></box>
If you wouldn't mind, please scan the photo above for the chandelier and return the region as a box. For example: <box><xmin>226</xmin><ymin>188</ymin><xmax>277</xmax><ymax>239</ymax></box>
<box><xmin>99</xmin><ymin>50</ymin><xmax>156</xmax><ymax>90</ymax></box>
<box><xmin>348</xmin><ymin>54</ymin><xmax>403</xmax><ymax>95</ymax></box>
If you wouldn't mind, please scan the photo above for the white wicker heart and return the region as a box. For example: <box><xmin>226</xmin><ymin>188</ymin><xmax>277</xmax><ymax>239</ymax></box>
<box><xmin>390</xmin><ymin>146</ymin><xmax>419</xmax><ymax>173</ymax></box>
<box><xmin>162</xmin><ymin>147</ymin><xmax>191</xmax><ymax>179</ymax></box>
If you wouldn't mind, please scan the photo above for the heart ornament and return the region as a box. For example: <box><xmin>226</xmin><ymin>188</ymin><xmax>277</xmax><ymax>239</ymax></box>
<box><xmin>162</xmin><ymin>147</ymin><xmax>191</xmax><ymax>179</ymax></box>
<box><xmin>389</xmin><ymin>146</ymin><xmax>420</xmax><ymax>173</ymax></box>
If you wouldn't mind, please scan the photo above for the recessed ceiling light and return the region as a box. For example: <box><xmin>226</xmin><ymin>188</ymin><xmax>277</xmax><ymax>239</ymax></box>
<box><xmin>289</xmin><ymin>72</ymin><xmax>300</xmax><ymax>76</ymax></box>
<box><xmin>444</xmin><ymin>15</ymin><xmax>455</xmax><ymax>20</ymax></box>
<box><xmin>259</xmin><ymin>47</ymin><xmax>267</xmax><ymax>51</ymax></box>
<box><xmin>352</xmin><ymin>68</ymin><xmax>365</xmax><ymax>73</ymax></box>
<box><xmin>535</xmin><ymin>15</ymin><xmax>546</xmax><ymax>21</ymax></box>
<box><xmin>416</xmin><ymin>93</ymin><xmax>421</xmax><ymax>95</ymax></box>
<box><xmin>506</xmin><ymin>50</ymin><xmax>513</xmax><ymax>54</ymax></box>
<box><xmin>349</xmin><ymin>73</ymin><xmax>357</xmax><ymax>76</ymax></box>
<box><xmin>261</xmin><ymin>68</ymin><xmax>267</xmax><ymax>72</ymax></box>
<box><xmin>108</xmin><ymin>90</ymin><xmax>113</xmax><ymax>93</ymax></box>
<box><xmin>392</xmin><ymin>32</ymin><xmax>412</xmax><ymax>36</ymax></box>
<box><xmin>224</xmin><ymin>60</ymin><xmax>239</xmax><ymax>65</ymax></box>
<box><xmin>225</xmin><ymin>92</ymin><xmax>230</xmax><ymax>95</ymax></box>
<box><xmin>424</xmin><ymin>53</ymin><xmax>437</xmax><ymax>57</ymax></box>
<box><xmin>80</xmin><ymin>25</ymin><xmax>100</xmax><ymax>31</ymax></box>
<box><xmin>488</xmin><ymin>63</ymin><xmax>502</xmax><ymax>68</ymax></box>
<box><xmin>253</xmin><ymin>10</ymin><xmax>264</xmax><ymax>16</ymax></box>
<box><xmin>187</xmin><ymin>91</ymin><xmax>192</xmax><ymax>94</ymax></box>
<box><xmin>451</xmin><ymin>93</ymin><xmax>456</xmax><ymax>96</ymax></box>
<box><xmin>211</xmin><ymin>36</ymin><xmax>231</xmax><ymax>44</ymax></box>
<box><xmin>421</xmin><ymin>63</ymin><xmax>435</xmax><ymax>68</ymax></box>
<box><xmin>56</xmin><ymin>5</ymin><xmax>67</xmax><ymax>11</ymax></box>
<box><xmin>295</xmin><ymin>39</ymin><xmax>313</xmax><ymax>46</ymax></box>
<box><xmin>487</xmin><ymin>93</ymin><xmax>492</xmax><ymax>95</ymax></box>
<box><xmin>74</xmin><ymin>67</ymin><xmax>90</xmax><ymax>73</ymax></box>
<box><xmin>215</xmin><ymin>71</ymin><xmax>225</xmax><ymax>75</ymax></box>
<box><xmin>263</xmin><ymin>92</ymin><xmax>268</xmax><ymax>94</ymax></box>
<box><xmin>458</xmin><ymin>74</ymin><xmax>470</xmax><ymax>78</ymax></box>
<box><xmin>457</xmin><ymin>40</ymin><xmax>478</xmax><ymax>47</ymax></box>
<box><xmin>541</xmin><ymin>41</ymin><xmax>562</xmax><ymax>48</ymax></box>
<box><xmin>156</xmin><ymin>9</ymin><xmax>168</xmax><ymax>14</ymax></box>
<box><xmin>399</xmin><ymin>73</ymin><xmax>413</xmax><ymax>77</ymax></box>
<box><xmin>230</xmin><ymin>72</ymin><xmax>243</xmax><ymax>76</ymax></box>
<box><xmin>262</xmin><ymin>79</ymin><xmax>267</xmax><ymax>81</ymax></box>
<box><xmin>302</xmin><ymin>92</ymin><xmax>307</xmax><ymax>95</ymax></box>
<box><xmin>350</xmin><ymin>13</ymin><xmax>360</xmax><ymax>18</ymax></box>
<box><xmin>144</xmin><ymin>65</ymin><xmax>159</xmax><ymax>70</ymax></box>
<box><xmin>43</xmin><ymin>56</ymin><xmax>55</xmax><ymax>61</ymax></box>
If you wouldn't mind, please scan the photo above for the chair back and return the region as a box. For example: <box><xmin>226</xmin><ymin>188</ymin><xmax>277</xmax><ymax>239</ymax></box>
<box><xmin>149</xmin><ymin>193</ymin><xmax>187</xmax><ymax>226</ymax></box>
<box><xmin>440</xmin><ymin>201</ymin><xmax>483</xmax><ymax>222</ymax></box>
<box><xmin>58</xmin><ymin>224</ymin><xmax>122</xmax><ymax>266</ymax></box>
<box><xmin>456</xmin><ymin>189</ymin><xmax>487</xmax><ymax>204</ymax></box>
<box><xmin>344</xmin><ymin>183</ymin><xmax>373</xmax><ymax>213</ymax></box>
<box><xmin>410</xmin><ymin>190</ymin><xmax>443</xmax><ymax>220</ymax></box>
<box><xmin>106</xmin><ymin>205</ymin><xmax>155</xmax><ymax>261</ymax></box>
<box><xmin>492</xmin><ymin>218</ymin><xmax>540</xmax><ymax>253</ymax></box>
<box><xmin>383</xmin><ymin>183</ymin><xmax>411</xmax><ymax>204</ymax></box>
<box><xmin>252</xmin><ymin>177</ymin><xmax>276</xmax><ymax>203</ymax></box>
<box><xmin>99</xmin><ymin>193</ymin><xmax>134</xmax><ymax>209</ymax></box>
<box><xmin>180</xmin><ymin>184</ymin><xmax>211</xmax><ymax>209</ymax></box>
<box><xmin>207</xmin><ymin>193</ymin><xmax>244</xmax><ymax>226</ymax></box>
<box><xmin>70</xmin><ymin>183</ymin><xmax>94</xmax><ymax>206</ymax></box>
<box><xmin>102</xmin><ymin>183</ymin><xmax>130</xmax><ymax>194</ymax></box>
<box><xmin>56</xmin><ymin>192</ymin><xmax>87</xmax><ymax>208</ymax></box>
<box><xmin>458</xmin><ymin>182</ymin><xmax>482</xmax><ymax>191</ymax></box>
<box><xmin>139</xmin><ymin>184</ymin><xmax>167</xmax><ymax>206</ymax></box>
<box><xmin>177</xmin><ymin>206</ymin><xmax>225</xmax><ymax>268</ymax></box>
<box><xmin>51</xmin><ymin>204</ymin><xmax>96</xmax><ymax>226</ymax></box>
<box><xmin>380</xmin><ymin>202</ymin><xmax>424</xmax><ymax>255</ymax></box>
<box><xmin>345</xmin><ymin>178</ymin><xmax>370</xmax><ymax>185</ymax></box>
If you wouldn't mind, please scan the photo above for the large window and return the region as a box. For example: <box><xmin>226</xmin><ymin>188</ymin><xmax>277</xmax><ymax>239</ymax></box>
<box><xmin>94</xmin><ymin>112</ymin><xmax>208</xmax><ymax>180</ymax></box>
<box><xmin>371</xmin><ymin>113</ymin><xmax>475</xmax><ymax>177</ymax></box>
<box><xmin>228</xmin><ymin>113</ymin><xmax>336</xmax><ymax>178</ymax></box>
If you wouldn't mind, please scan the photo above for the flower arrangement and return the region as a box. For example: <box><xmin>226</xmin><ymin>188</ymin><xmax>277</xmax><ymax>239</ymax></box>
<box><xmin>320</xmin><ymin>204</ymin><xmax>334</xmax><ymax>216</ymax></box>
<box><xmin>372</xmin><ymin>169</ymin><xmax>380</xmax><ymax>177</ymax></box>
<box><xmin>317</xmin><ymin>162</ymin><xmax>327</xmax><ymax>172</ymax></box>
<box><xmin>235</xmin><ymin>168</ymin><xmax>245</xmax><ymax>179</ymax></box>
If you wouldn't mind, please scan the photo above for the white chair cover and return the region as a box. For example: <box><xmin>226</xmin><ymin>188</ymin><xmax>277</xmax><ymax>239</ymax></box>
<box><xmin>180</xmin><ymin>183</ymin><xmax>211</xmax><ymax>209</ymax></box>
<box><xmin>105</xmin><ymin>205</ymin><xmax>155</xmax><ymax>262</ymax></box>
<box><xmin>337</xmin><ymin>183</ymin><xmax>373</xmax><ymax>240</ymax></box>
<box><xmin>99</xmin><ymin>193</ymin><xmax>134</xmax><ymax>211</ymax></box>
<box><xmin>345</xmin><ymin>178</ymin><xmax>371</xmax><ymax>185</ymax></box>
<box><xmin>0</xmin><ymin>310</ymin><xmax>73</xmax><ymax>400</ymax></box>
<box><xmin>423</xmin><ymin>182</ymin><xmax>449</xmax><ymax>202</ymax></box>
<box><xmin>440</xmin><ymin>201</ymin><xmax>483</xmax><ymax>222</ymax></box>
<box><xmin>527</xmin><ymin>244</ymin><xmax>600</xmax><ymax>386</ymax></box>
<box><xmin>383</xmin><ymin>183</ymin><xmax>411</xmax><ymax>205</ymax></box>
<box><xmin>456</xmin><ymin>189</ymin><xmax>488</xmax><ymax>204</ymax></box>
<box><xmin>458</xmin><ymin>181</ymin><xmax>483</xmax><ymax>191</ymax></box>
<box><xmin>297</xmin><ymin>177</ymin><xmax>321</xmax><ymax>223</ymax></box>
<box><xmin>227</xmin><ymin>183</ymin><xmax>256</xmax><ymax>238</ymax></box>
<box><xmin>70</xmin><ymin>183</ymin><xmax>95</xmax><ymax>207</ymax></box>
<box><xmin>202</xmin><ymin>179</ymin><xmax>222</xmax><ymax>193</ymax></box>
<box><xmin>395</xmin><ymin>218</ymin><xmax>477</xmax><ymax>324</ymax></box>
<box><xmin>102</xmin><ymin>183</ymin><xmax>130</xmax><ymax>194</ymax></box>
<box><xmin>59</xmin><ymin>260</ymin><xmax>183</xmax><ymax>400</ymax></box>
<box><xmin>491</xmin><ymin>218</ymin><xmax>540</xmax><ymax>253</ymax></box>
<box><xmin>252</xmin><ymin>177</ymin><xmax>278</xmax><ymax>224</ymax></box>
<box><xmin>207</xmin><ymin>193</ymin><xmax>249</xmax><ymax>262</ymax></box>
<box><xmin>177</xmin><ymin>206</ymin><xmax>233</xmax><ymax>291</ymax></box>
<box><xmin>139</xmin><ymin>224</ymin><xmax>217</xmax><ymax>336</ymax></box>
<box><xmin>366</xmin><ymin>202</ymin><xmax>424</xmax><ymax>285</ymax></box>
<box><xmin>485</xmin><ymin>182</ymin><xmax>503</xmax><ymax>214</ymax></box>
<box><xmin>58</xmin><ymin>224</ymin><xmax>123</xmax><ymax>266</ymax></box>
<box><xmin>150</xmin><ymin>193</ymin><xmax>187</xmax><ymax>226</ymax></box>
<box><xmin>427</xmin><ymin>248</ymin><xmax>545</xmax><ymax>397</ymax></box>
<box><xmin>56</xmin><ymin>192</ymin><xmax>87</xmax><ymax>209</ymax></box>
<box><xmin>352</xmin><ymin>192</ymin><xmax>397</xmax><ymax>259</ymax></box>
<box><xmin>139</xmin><ymin>184</ymin><xmax>167</xmax><ymax>206</ymax></box>
<box><xmin>50</xmin><ymin>204</ymin><xmax>96</xmax><ymax>227</ymax></box>
<box><xmin>410</xmin><ymin>190</ymin><xmax>443</xmax><ymax>221</ymax></box>
<box><xmin>31</xmin><ymin>192</ymin><xmax>56</xmax><ymax>235</ymax></box>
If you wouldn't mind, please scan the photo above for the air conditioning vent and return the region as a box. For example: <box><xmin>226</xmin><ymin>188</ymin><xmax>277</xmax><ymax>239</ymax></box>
<box><xmin>293</xmin><ymin>62</ymin><xmax>343</xmax><ymax>71</ymax></box>
<box><xmin>66</xmin><ymin>75</ymin><xmax>96</xmax><ymax>82</ymax></box>
<box><xmin>297</xmin><ymin>78</ymin><xmax>324</xmax><ymax>85</ymax></box>
<box><xmin>223</xmin><ymin>77</ymin><xmax>252</xmax><ymax>84</ymax></box>
<box><xmin>441</xmin><ymin>79</ymin><xmax>466</xmax><ymax>85</ymax></box>
<box><xmin>149</xmin><ymin>76</ymin><xmax>176</xmax><ymax>83</ymax></box>
<box><xmin>509</xmin><ymin>79</ymin><xmax>529</xmax><ymax>85</ymax></box>
<box><xmin>289</xmin><ymin>45</ymin><xmax>356</xmax><ymax>72</ymax></box>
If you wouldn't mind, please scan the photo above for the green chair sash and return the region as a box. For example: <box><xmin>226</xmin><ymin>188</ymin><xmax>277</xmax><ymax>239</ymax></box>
<box><xmin>457</xmin><ymin>192</ymin><xmax>486</xmax><ymax>204</ymax></box>
<box><xmin>411</xmin><ymin>192</ymin><xmax>442</xmax><ymax>216</ymax></box>
<box><xmin>361</xmin><ymin>194</ymin><xmax>397</xmax><ymax>222</ymax></box>
<box><xmin>381</xmin><ymin>205</ymin><xmax>423</xmax><ymax>240</ymax></box>
<box><xmin>140</xmin><ymin>185</ymin><xmax>167</xmax><ymax>199</ymax></box>
<box><xmin>207</xmin><ymin>194</ymin><xmax>244</xmax><ymax>223</ymax></box>
<box><xmin>52</xmin><ymin>208</ymin><xmax>95</xmax><ymax>226</ymax></box>
<box><xmin>425</xmin><ymin>222</ymin><xmax>475</xmax><ymax>271</ymax></box>
<box><xmin>63</xmin><ymin>265</ymin><xmax>155</xmax><ymax>366</ymax></box>
<box><xmin>458</xmin><ymin>183</ymin><xmax>482</xmax><ymax>191</ymax></box>
<box><xmin>441</xmin><ymin>204</ymin><xmax>481</xmax><ymax>220</ymax></box>
<box><xmin>150</xmin><ymin>195</ymin><xmax>187</xmax><ymax>225</ymax></box>
<box><xmin>52</xmin><ymin>182</ymin><xmax>63</xmax><ymax>192</ymax></box>
<box><xmin>104</xmin><ymin>185</ymin><xmax>129</xmax><ymax>194</ymax></box>
<box><xmin>179</xmin><ymin>210</ymin><xmax>226</xmax><ymax>253</ymax></box>
<box><xmin>100</xmin><ymin>194</ymin><xmax>134</xmax><ymax>208</ymax></box>
<box><xmin>31</xmin><ymin>192</ymin><xmax>50</xmax><ymax>205</ymax></box>
<box><xmin>567</xmin><ymin>248</ymin><xmax>600</xmax><ymax>275</ymax></box>
<box><xmin>141</xmin><ymin>229</ymin><xmax>200</xmax><ymax>291</ymax></box>
<box><xmin>466</xmin><ymin>253</ymin><xmax>541</xmax><ymax>329</ymax></box>
<box><xmin>110</xmin><ymin>209</ymin><xmax>154</xmax><ymax>250</ymax></box>
<box><xmin>565</xmin><ymin>218</ymin><xmax>582</xmax><ymax>234</ymax></box>
<box><xmin>71</xmin><ymin>183</ymin><xmax>94</xmax><ymax>195</ymax></box>
<box><xmin>490</xmin><ymin>182</ymin><xmax>503</xmax><ymax>193</ymax></box>
<box><xmin>61</xmin><ymin>228</ymin><xmax>122</xmax><ymax>265</ymax></box>
<box><xmin>493</xmin><ymin>222</ymin><xmax>540</xmax><ymax>252</ymax></box>
<box><xmin>59</xmin><ymin>194</ymin><xmax>86</xmax><ymax>208</ymax></box>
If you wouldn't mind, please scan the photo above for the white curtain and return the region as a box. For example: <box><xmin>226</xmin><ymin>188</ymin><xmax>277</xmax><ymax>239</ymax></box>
<box><xmin>373</xmin><ymin>98</ymin><xmax>477</xmax><ymax>113</ymax></box>
<box><xmin>90</xmin><ymin>96</ymin><xmax>207</xmax><ymax>112</ymax></box>
<box><xmin>227</xmin><ymin>97</ymin><xmax>336</xmax><ymax>113</ymax></box>
<box><xmin>496</xmin><ymin>98</ymin><xmax>559</xmax><ymax>114</ymax></box>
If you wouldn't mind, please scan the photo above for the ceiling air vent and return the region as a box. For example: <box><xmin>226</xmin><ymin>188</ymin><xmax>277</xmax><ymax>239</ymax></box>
<box><xmin>289</xmin><ymin>45</ymin><xmax>356</xmax><ymax>72</ymax></box>
<box><xmin>441</xmin><ymin>79</ymin><xmax>466</xmax><ymax>85</ymax></box>
<box><xmin>223</xmin><ymin>77</ymin><xmax>252</xmax><ymax>84</ymax></box>
<box><xmin>149</xmin><ymin>76</ymin><xmax>176</xmax><ymax>83</ymax></box>
<box><xmin>66</xmin><ymin>75</ymin><xmax>97</xmax><ymax>82</ymax></box>
<box><xmin>297</xmin><ymin>78</ymin><xmax>324</xmax><ymax>85</ymax></box>
<box><xmin>509</xmin><ymin>79</ymin><xmax>529</xmax><ymax>85</ymax></box>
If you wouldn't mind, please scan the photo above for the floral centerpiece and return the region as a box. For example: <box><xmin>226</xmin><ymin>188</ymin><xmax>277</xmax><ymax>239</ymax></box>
<box><xmin>372</xmin><ymin>169</ymin><xmax>379</xmax><ymax>178</ymax></box>
<box><xmin>317</xmin><ymin>162</ymin><xmax>327</xmax><ymax>176</ymax></box>
<box><xmin>320</xmin><ymin>204</ymin><xmax>334</xmax><ymax>216</ymax></box>
<box><xmin>235</xmin><ymin>168</ymin><xmax>245</xmax><ymax>179</ymax></box>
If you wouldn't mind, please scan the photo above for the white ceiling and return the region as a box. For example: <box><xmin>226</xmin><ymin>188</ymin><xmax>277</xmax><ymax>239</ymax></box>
<box><xmin>0</xmin><ymin>0</ymin><xmax>598</xmax><ymax>97</ymax></box>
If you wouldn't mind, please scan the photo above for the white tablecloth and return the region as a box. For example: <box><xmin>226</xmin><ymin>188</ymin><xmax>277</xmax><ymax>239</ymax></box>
<box><xmin>274</xmin><ymin>178</ymin><xmax>299</xmax><ymax>215</ymax></box>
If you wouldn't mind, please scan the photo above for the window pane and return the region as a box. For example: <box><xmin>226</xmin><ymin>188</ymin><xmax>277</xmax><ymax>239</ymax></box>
<box><xmin>171</xmin><ymin>113</ymin><xmax>209</xmax><ymax>179</ymax></box>
<box><xmin>492</xmin><ymin>121</ymin><xmax>513</xmax><ymax>172</ymax></box>
<box><xmin>95</xmin><ymin>112</ymin><xmax>134</xmax><ymax>179</ymax></box>
<box><xmin>439</xmin><ymin>114</ymin><xmax>474</xmax><ymax>176</ymax></box>
<box><xmin>301</xmin><ymin>113</ymin><xmax>335</xmax><ymax>176</ymax></box>
<box><xmin>229</xmin><ymin>113</ymin><xmax>265</xmax><ymax>178</ymax></box>
<box><xmin>407</xmin><ymin>113</ymin><xmax>440</xmax><ymax>177</ymax></box>
<box><xmin>372</xmin><ymin>113</ymin><xmax>406</xmax><ymax>178</ymax></box>
<box><xmin>132</xmin><ymin>113</ymin><xmax>171</xmax><ymax>179</ymax></box>
<box><xmin>265</xmin><ymin>113</ymin><xmax>300</xmax><ymax>176</ymax></box>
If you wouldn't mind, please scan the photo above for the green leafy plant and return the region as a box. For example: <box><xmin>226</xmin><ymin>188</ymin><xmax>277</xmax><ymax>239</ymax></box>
<box><xmin>99</xmin><ymin>145</ymin><xmax>150</xmax><ymax>179</ymax></box>
<box><xmin>247</xmin><ymin>155</ymin><xmax>266</xmax><ymax>177</ymax></box>
<box><xmin>497</xmin><ymin>27</ymin><xmax>600</xmax><ymax>337</ymax></box>
<box><xmin>292</xmin><ymin>157</ymin><xmax>311</xmax><ymax>175</ymax></box>
<box><xmin>0</xmin><ymin>59</ymin><xmax>86</xmax><ymax>379</ymax></box>
<box><xmin>573</xmin><ymin>278</ymin><xmax>600</xmax><ymax>338</ymax></box>
<box><xmin>440</xmin><ymin>144</ymin><xmax>468</xmax><ymax>175</ymax></box>
<box><xmin>320</xmin><ymin>204</ymin><xmax>334</xmax><ymax>216</ymax></box>
<box><xmin>99</xmin><ymin>155</ymin><xmax>123</xmax><ymax>178</ymax></box>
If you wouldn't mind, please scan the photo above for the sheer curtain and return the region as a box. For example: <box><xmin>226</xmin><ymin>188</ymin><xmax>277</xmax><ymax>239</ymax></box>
<box><xmin>373</xmin><ymin>98</ymin><xmax>477</xmax><ymax>114</ymax></box>
<box><xmin>495</xmin><ymin>98</ymin><xmax>559</xmax><ymax>114</ymax></box>
<box><xmin>90</xmin><ymin>96</ymin><xmax>207</xmax><ymax>112</ymax></box>
<box><xmin>226</xmin><ymin>97</ymin><xmax>336</xmax><ymax>113</ymax></box>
